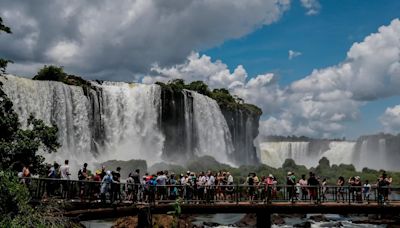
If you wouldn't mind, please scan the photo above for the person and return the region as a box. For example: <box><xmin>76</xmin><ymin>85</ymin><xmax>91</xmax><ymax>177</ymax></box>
<box><xmin>308</xmin><ymin>172</ymin><xmax>319</xmax><ymax>204</ymax></box>
<box><xmin>354</xmin><ymin>176</ymin><xmax>362</xmax><ymax>203</ymax></box>
<box><xmin>100</xmin><ymin>165</ymin><xmax>106</xmax><ymax>180</ymax></box>
<box><xmin>21</xmin><ymin>164</ymin><xmax>31</xmax><ymax>185</ymax></box>
<box><xmin>59</xmin><ymin>160</ymin><xmax>71</xmax><ymax>198</ymax></box>
<box><xmin>348</xmin><ymin>176</ymin><xmax>356</xmax><ymax>202</ymax></box>
<box><xmin>156</xmin><ymin>171</ymin><xmax>168</xmax><ymax>200</ymax></box>
<box><xmin>286</xmin><ymin>172</ymin><xmax>296</xmax><ymax>203</ymax></box>
<box><xmin>265</xmin><ymin>174</ymin><xmax>274</xmax><ymax>204</ymax></box>
<box><xmin>377</xmin><ymin>172</ymin><xmax>392</xmax><ymax>205</ymax></box>
<box><xmin>126</xmin><ymin>173</ymin><xmax>134</xmax><ymax>201</ymax></box>
<box><xmin>205</xmin><ymin>171</ymin><xmax>215</xmax><ymax>203</ymax></box>
<box><xmin>197</xmin><ymin>172</ymin><xmax>207</xmax><ymax>202</ymax></box>
<box><xmin>225</xmin><ymin>172</ymin><xmax>234</xmax><ymax>201</ymax></box>
<box><xmin>112</xmin><ymin>167</ymin><xmax>121</xmax><ymax>202</ymax></box>
<box><xmin>47</xmin><ymin>162</ymin><xmax>60</xmax><ymax>197</ymax></box>
<box><xmin>299</xmin><ymin>174</ymin><xmax>308</xmax><ymax>201</ymax></box>
<box><xmin>321</xmin><ymin>178</ymin><xmax>327</xmax><ymax>202</ymax></box>
<box><xmin>78</xmin><ymin>163</ymin><xmax>89</xmax><ymax>200</ymax></box>
<box><xmin>246</xmin><ymin>173</ymin><xmax>255</xmax><ymax>203</ymax></box>
<box><xmin>100</xmin><ymin>171</ymin><xmax>114</xmax><ymax>204</ymax></box>
<box><xmin>336</xmin><ymin>176</ymin><xmax>345</xmax><ymax>203</ymax></box>
<box><xmin>169</xmin><ymin>174</ymin><xmax>178</xmax><ymax>200</ymax></box>
<box><xmin>131</xmin><ymin>169</ymin><xmax>141</xmax><ymax>202</ymax></box>
<box><xmin>363</xmin><ymin>180</ymin><xmax>371</xmax><ymax>204</ymax></box>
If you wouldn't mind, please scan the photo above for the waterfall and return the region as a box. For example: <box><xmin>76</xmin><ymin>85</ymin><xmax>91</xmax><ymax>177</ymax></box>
<box><xmin>260</xmin><ymin>141</ymin><xmax>358</xmax><ymax>168</ymax></box>
<box><xmin>0</xmin><ymin>75</ymin><xmax>164</xmax><ymax>172</ymax></box>
<box><xmin>319</xmin><ymin>141</ymin><xmax>356</xmax><ymax>166</ymax></box>
<box><xmin>97</xmin><ymin>81</ymin><xmax>164</xmax><ymax>164</ymax></box>
<box><xmin>191</xmin><ymin>91</ymin><xmax>234</xmax><ymax>165</ymax></box>
<box><xmin>259</xmin><ymin>142</ymin><xmax>310</xmax><ymax>168</ymax></box>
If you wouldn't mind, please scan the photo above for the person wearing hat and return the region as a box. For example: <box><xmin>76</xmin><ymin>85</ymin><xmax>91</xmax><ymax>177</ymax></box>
<box><xmin>265</xmin><ymin>174</ymin><xmax>274</xmax><ymax>204</ymax></box>
<box><xmin>286</xmin><ymin>171</ymin><xmax>296</xmax><ymax>203</ymax></box>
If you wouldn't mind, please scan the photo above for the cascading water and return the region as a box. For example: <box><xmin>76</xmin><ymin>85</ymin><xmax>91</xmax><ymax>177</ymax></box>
<box><xmin>319</xmin><ymin>141</ymin><xmax>356</xmax><ymax>166</ymax></box>
<box><xmin>97</xmin><ymin>81</ymin><xmax>164</xmax><ymax>164</ymax></box>
<box><xmin>259</xmin><ymin>142</ymin><xmax>310</xmax><ymax>168</ymax></box>
<box><xmin>1</xmin><ymin>75</ymin><xmax>241</xmax><ymax>172</ymax></box>
<box><xmin>191</xmin><ymin>91</ymin><xmax>234</xmax><ymax>165</ymax></box>
<box><xmin>0</xmin><ymin>75</ymin><xmax>164</xmax><ymax>172</ymax></box>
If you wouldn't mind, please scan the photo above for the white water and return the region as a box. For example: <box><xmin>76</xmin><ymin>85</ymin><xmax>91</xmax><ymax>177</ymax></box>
<box><xmin>319</xmin><ymin>141</ymin><xmax>356</xmax><ymax>166</ymax></box>
<box><xmin>97</xmin><ymin>81</ymin><xmax>164</xmax><ymax>164</ymax></box>
<box><xmin>1</xmin><ymin>75</ymin><xmax>238</xmax><ymax>172</ymax></box>
<box><xmin>0</xmin><ymin>75</ymin><xmax>164</xmax><ymax>172</ymax></box>
<box><xmin>191</xmin><ymin>91</ymin><xmax>234</xmax><ymax>165</ymax></box>
<box><xmin>260</xmin><ymin>142</ymin><xmax>312</xmax><ymax>167</ymax></box>
<box><xmin>260</xmin><ymin>141</ymin><xmax>357</xmax><ymax>168</ymax></box>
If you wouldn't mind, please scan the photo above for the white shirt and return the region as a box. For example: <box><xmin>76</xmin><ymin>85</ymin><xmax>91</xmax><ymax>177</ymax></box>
<box><xmin>207</xmin><ymin>175</ymin><xmax>215</xmax><ymax>186</ymax></box>
<box><xmin>227</xmin><ymin>175</ymin><xmax>233</xmax><ymax>184</ymax></box>
<box><xmin>60</xmin><ymin>165</ymin><xmax>70</xmax><ymax>180</ymax></box>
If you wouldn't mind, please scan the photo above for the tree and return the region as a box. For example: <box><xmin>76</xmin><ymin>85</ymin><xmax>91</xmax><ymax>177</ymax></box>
<box><xmin>0</xmin><ymin>17</ymin><xmax>13</xmax><ymax>75</ymax></box>
<box><xmin>33</xmin><ymin>65</ymin><xmax>68</xmax><ymax>82</ymax></box>
<box><xmin>0</xmin><ymin>18</ymin><xmax>60</xmax><ymax>175</ymax></box>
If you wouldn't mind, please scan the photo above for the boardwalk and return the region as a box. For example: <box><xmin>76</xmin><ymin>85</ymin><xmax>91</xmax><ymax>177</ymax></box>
<box><xmin>24</xmin><ymin>177</ymin><xmax>400</xmax><ymax>227</ymax></box>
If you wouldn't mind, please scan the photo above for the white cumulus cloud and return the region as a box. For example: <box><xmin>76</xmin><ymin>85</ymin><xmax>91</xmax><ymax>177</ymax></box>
<box><xmin>380</xmin><ymin>105</ymin><xmax>400</xmax><ymax>133</ymax></box>
<box><xmin>0</xmin><ymin>0</ymin><xmax>290</xmax><ymax>79</ymax></box>
<box><xmin>147</xmin><ymin>19</ymin><xmax>400</xmax><ymax>138</ymax></box>
<box><xmin>288</xmin><ymin>50</ymin><xmax>302</xmax><ymax>60</ymax></box>
<box><xmin>300</xmin><ymin>0</ymin><xmax>321</xmax><ymax>15</ymax></box>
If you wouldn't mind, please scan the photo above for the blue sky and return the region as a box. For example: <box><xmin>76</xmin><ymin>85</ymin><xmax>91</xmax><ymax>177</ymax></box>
<box><xmin>201</xmin><ymin>0</ymin><xmax>400</xmax><ymax>139</ymax></box>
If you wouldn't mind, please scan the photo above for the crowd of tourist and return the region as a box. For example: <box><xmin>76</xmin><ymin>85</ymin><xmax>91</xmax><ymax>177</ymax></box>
<box><xmin>19</xmin><ymin>159</ymin><xmax>394</xmax><ymax>205</ymax></box>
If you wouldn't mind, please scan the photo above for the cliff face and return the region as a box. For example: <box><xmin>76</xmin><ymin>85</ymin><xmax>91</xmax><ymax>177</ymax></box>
<box><xmin>159</xmin><ymin>88</ymin><xmax>196</xmax><ymax>162</ymax></box>
<box><xmin>158</xmin><ymin>86</ymin><xmax>262</xmax><ymax>166</ymax></box>
<box><xmin>354</xmin><ymin>133</ymin><xmax>400</xmax><ymax>171</ymax></box>
<box><xmin>2</xmin><ymin>75</ymin><xmax>262</xmax><ymax>167</ymax></box>
<box><xmin>220</xmin><ymin>106</ymin><xmax>260</xmax><ymax>165</ymax></box>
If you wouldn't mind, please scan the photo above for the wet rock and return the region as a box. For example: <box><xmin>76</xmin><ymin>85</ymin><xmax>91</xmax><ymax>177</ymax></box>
<box><xmin>319</xmin><ymin>222</ymin><xmax>343</xmax><ymax>227</ymax></box>
<box><xmin>203</xmin><ymin>221</ymin><xmax>222</xmax><ymax>227</ymax></box>
<box><xmin>294</xmin><ymin>221</ymin><xmax>312</xmax><ymax>228</ymax></box>
<box><xmin>309</xmin><ymin>214</ymin><xmax>328</xmax><ymax>222</ymax></box>
<box><xmin>271</xmin><ymin>214</ymin><xmax>285</xmax><ymax>225</ymax></box>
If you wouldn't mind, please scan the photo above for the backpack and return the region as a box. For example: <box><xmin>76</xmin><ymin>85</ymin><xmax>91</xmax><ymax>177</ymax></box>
<box><xmin>78</xmin><ymin>168</ymin><xmax>85</xmax><ymax>180</ymax></box>
<box><xmin>248</xmin><ymin>177</ymin><xmax>254</xmax><ymax>186</ymax></box>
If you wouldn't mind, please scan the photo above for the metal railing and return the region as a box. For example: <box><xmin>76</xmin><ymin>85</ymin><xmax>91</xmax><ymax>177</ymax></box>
<box><xmin>21</xmin><ymin>177</ymin><xmax>399</xmax><ymax>205</ymax></box>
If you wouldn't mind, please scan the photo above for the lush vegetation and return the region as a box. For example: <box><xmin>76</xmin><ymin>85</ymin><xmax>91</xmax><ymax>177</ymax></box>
<box><xmin>33</xmin><ymin>65</ymin><xmax>96</xmax><ymax>94</ymax></box>
<box><xmin>156</xmin><ymin>79</ymin><xmax>262</xmax><ymax>115</ymax></box>
<box><xmin>0</xmin><ymin>17</ymin><xmax>72</xmax><ymax>228</ymax></box>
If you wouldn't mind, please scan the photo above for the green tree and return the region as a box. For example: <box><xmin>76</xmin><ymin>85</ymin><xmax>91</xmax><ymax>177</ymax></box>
<box><xmin>0</xmin><ymin>18</ymin><xmax>60</xmax><ymax>175</ymax></box>
<box><xmin>33</xmin><ymin>65</ymin><xmax>68</xmax><ymax>82</ymax></box>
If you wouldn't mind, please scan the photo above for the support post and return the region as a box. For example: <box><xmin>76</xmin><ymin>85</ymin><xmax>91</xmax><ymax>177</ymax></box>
<box><xmin>137</xmin><ymin>206</ymin><xmax>152</xmax><ymax>228</ymax></box>
<box><xmin>256</xmin><ymin>212</ymin><xmax>271</xmax><ymax>228</ymax></box>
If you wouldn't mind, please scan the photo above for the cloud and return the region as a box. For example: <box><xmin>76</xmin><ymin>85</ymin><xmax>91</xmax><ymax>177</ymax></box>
<box><xmin>0</xmin><ymin>0</ymin><xmax>290</xmax><ymax>80</ymax></box>
<box><xmin>300</xmin><ymin>0</ymin><xmax>321</xmax><ymax>15</ymax></box>
<box><xmin>145</xmin><ymin>19</ymin><xmax>400</xmax><ymax>138</ymax></box>
<box><xmin>380</xmin><ymin>105</ymin><xmax>400</xmax><ymax>133</ymax></box>
<box><xmin>261</xmin><ymin>18</ymin><xmax>400</xmax><ymax>137</ymax></box>
<box><xmin>143</xmin><ymin>52</ymin><xmax>284</xmax><ymax>115</ymax></box>
<box><xmin>288</xmin><ymin>50</ymin><xmax>302</xmax><ymax>60</ymax></box>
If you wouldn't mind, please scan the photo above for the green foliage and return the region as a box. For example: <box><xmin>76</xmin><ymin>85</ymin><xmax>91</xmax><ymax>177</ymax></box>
<box><xmin>33</xmin><ymin>65</ymin><xmax>68</xmax><ymax>82</ymax></box>
<box><xmin>0</xmin><ymin>171</ymin><xmax>77</xmax><ymax>227</ymax></box>
<box><xmin>156</xmin><ymin>79</ymin><xmax>262</xmax><ymax>115</ymax></box>
<box><xmin>33</xmin><ymin>65</ymin><xmax>96</xmax><ymax>94</ymax></box>
<box><xmin>0</xmin><ymin>17</ymin><xmax>11</xmax><ymax>34</ymax></box>
<box><xmin>167</xmin><ymin>198</ymin><xmax>182</xmax><ymax>228</ymax></box>
<box><xmin>1</xmin><ymin>76</ymin><xmax>60</xmax><ymax>174</ymax></box>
